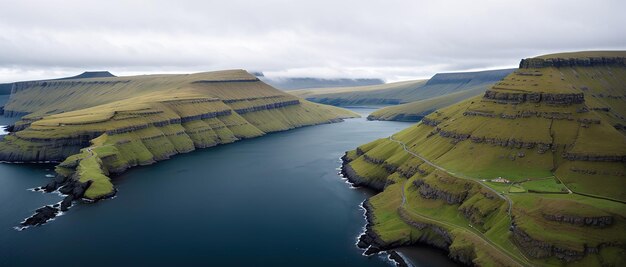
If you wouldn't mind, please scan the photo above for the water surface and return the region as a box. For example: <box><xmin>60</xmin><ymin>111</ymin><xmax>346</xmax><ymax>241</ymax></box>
<box><xmin>0</xmin><ymin>107</ymin><xmax>457</xmax><ymax>266</ymax></box>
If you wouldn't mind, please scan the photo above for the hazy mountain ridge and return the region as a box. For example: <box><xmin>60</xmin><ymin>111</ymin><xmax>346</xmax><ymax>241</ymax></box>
<box><xmin>367</xmin><ymin>68</ymin><xmax>516</xmax><ymax>121</ymax></box>
<box><xmin>260</xmin><ymin>76</ymin><xmax>384</xmax><ymax>90</ymax></box>
<box><xmin>292</xmin><ymin>69</ymin><xmax>514</xmax><ymax>108</ymax></box>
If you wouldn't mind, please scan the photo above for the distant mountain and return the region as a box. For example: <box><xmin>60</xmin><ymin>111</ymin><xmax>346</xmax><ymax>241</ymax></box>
<box><xmin>366</xmin><ymin>85</ymin><xmax>489</xmax><ymax>121</ymax></box>
<box><xmin>367</xmin><ymin>68</ymin><xmax>516</xmax><ymax>121</ymax></box>
<box><xmin>0</xmin><ymin>71</ymin><xmax>116</xmax><ymax>96</ymax></box>
<box><xmin>57</xmin><ymin>71</ymin><xmax>116</xmax><ymax>80</ymax></box>
<box><xmin>292</xmin><ymin>68</ymin><xmax>515</xmax><ymax>107</ymax></box>
<box><xmin>259</xmin><ymin>76</ymin><xmax>384</xmax><ymax>90</ymax></box>
<box><xmin>291</xmin><ymin>79</ymin><xmax>428</xmax><ymax>106</ymax></box>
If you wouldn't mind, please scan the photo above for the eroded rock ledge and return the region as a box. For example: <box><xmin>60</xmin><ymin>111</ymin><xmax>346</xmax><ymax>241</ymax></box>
<box><xmin>425</xmin><ymin>126</ymin><xmax>625</xmax><ymax>161</ymax></box>
<box><xmin>511</xmin><ymin>222</ymin><xmax>588</xmax><ymax>262</ymax></box>
<box><xmin>413</xmin><ymin>179</ymin><xmax>468</xmax><ymax>205</ymax></box>
<box><xmin>340</xmin><ymin>153</ymin><xmax>385</xmax><ymax>190</ymax></box>
<box><xmin>542</xmin><ymin>213</ymin><xmax>613</xmax><ymax>228</ymax></box>
<box><xmin>519</xmin><ymin>57</ymin><xmax>626</xmax><ymax>69</ymax></box>
<box><xmin>10</xmin><ymin>80</ymin><xmax>131</xmax><ymax>95</ymax></box>
<box><xmin>483</xmin><ymin>90</ymin><xmax>584</xmax><ymax>105</ymax></box>
<box><xmin>23</xmin><ymin>177</ymin><xmax>99</xmax><ymax>227</ymax></box>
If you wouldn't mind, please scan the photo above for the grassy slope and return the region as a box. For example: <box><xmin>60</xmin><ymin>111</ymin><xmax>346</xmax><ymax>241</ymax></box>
<box><xmin>0</xmin><ymin>70</ymin><xmax>358</xmax><ymax>199</ymax></box>
<box><xmin>344</xmin><ymin>52</ymin><xmax>626</xmax><ymax>266</ymax></box>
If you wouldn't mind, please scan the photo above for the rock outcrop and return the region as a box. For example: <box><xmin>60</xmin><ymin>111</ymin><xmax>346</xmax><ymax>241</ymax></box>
<box><xmin>511</xmin><ymin>223</ymin><xmax>587</xmax><ymax>262</ymax></box>
<box><xmin>21</xmin><ymin>206</ymin><xmax>58</xmax><ymax>227</ymax></box>
<box><xmin>340</xmin><ymin>153</ymin><xmax>386</xmax><ymax>190</ymax></box>
<box><xmin>542</xmin><ymin>213</ymin><xmax>613</xmax><ymax>227</ymax></box>
<box><xmin>413</xmin><ymin>179</ymin><xmax>468</xmax><ymax>205</ymax></box>
<box><xmin>483</xmin><ymin>90</ymin><xmax>585</xmax><ymax>105</ymax></box>
<box><xmin>519</xmin><ymin>57</ymin><xmax>626</xmax><ymax>69</ymax></box>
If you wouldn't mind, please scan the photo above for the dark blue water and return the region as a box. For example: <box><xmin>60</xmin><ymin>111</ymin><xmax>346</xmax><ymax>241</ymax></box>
<box><xmin>0</xmin><ymin>107</ymin><xmax>456</xmax><ymax>267</ymax></box>
<box><xmin>0</xmin><ymin>95</ymin><xmax>9</xmax><ymax>106</ymax></box>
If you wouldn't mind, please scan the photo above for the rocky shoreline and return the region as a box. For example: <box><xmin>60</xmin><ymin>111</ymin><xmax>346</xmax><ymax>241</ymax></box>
<box><xmin>15</xmin><ymin>116</ymin><xmax>352</xmax><ymax>229</ymax></box>
<box><xmin>340</xmin><ymin>153</ymin><xmax>465</xmax><ymax>267</ymax></box>
<box><xmin>20</xmin><ymin>174</ymin><xmax>118</xmax><ymax>228</ymax></box>
<box><xmin>340</xmin><ymin>153</ymin><xmax>411</xmax><ymax>267</ymax></box>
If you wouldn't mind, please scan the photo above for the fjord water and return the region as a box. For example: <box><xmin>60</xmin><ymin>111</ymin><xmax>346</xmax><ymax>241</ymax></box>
<box><xmin>0</xmin><ymin>95</ymin><xmax>13</xmax><ymax>134</ymax></box>
<box><xmin>0</xmin><ymin>107</ymin><xmax>457</xmax><ymax>267</ymax></box>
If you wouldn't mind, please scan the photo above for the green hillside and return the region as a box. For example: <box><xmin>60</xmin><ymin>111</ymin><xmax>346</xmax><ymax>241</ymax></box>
<box><xmin>342</xmin><ymin>52</ymin><xmax>626</xmax><ymax>266</ymax></box>
<box><xmin>0</xmin><ymin>70</ymin><xmax>357</xmax><ymax>200</ymax></box>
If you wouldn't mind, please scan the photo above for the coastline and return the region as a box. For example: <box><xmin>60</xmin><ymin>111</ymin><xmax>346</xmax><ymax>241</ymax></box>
<box><xmin>340</xmin><ymin>152</ymin><xmax>464</xmax><ymax>267</ymax></box>
<box><xmin>15</xmin><ymin>116</ymin><xmax>354</xmax><ymax>228</ymax></box>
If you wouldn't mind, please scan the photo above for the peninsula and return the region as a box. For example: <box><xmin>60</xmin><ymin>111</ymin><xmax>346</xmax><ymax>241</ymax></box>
<box><xmin>0</xmin><ymin>70</ymin><xmax>357</xmax><ymax>226</ymax></box>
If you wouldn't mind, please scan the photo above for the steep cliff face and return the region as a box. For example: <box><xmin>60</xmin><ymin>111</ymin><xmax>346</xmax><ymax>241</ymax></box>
<box><xmin>1</xmin><ymin>70</ymin><xmax>357</xmax><ymax>225</ymax></box>
<box><xmin>519</xmin><ymin>56</ymin><xmax>626</xmax><ymax>69</ymax></box>
<box><xmin>341</xmin><ymin>51</ymin><xmax>626</xmax><ymax>266</ymax></box>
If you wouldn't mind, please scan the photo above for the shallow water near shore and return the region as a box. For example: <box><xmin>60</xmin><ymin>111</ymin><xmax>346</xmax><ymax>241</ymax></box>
<box><xmin>0</xmin><ymin>107</ymin><xmax>458</xmax><ymax>266</ymax></box>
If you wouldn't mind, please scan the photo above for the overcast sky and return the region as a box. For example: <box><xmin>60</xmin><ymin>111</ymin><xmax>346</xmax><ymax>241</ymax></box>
<box><xmin>0</xmin><ymin>0</ymin><xmax>625</xmax><ymax>83</ymax></box>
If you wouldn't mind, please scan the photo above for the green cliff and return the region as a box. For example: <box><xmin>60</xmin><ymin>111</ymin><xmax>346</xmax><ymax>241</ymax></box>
<box><xmin>1</xmin><ymin>70</ymin><xmax>357</xmax><ymax>201</ymax></box>
<box><xmin>342</xmin><ymin>51</ymin><xmax>626</xmax><ymax>266</ymax></box>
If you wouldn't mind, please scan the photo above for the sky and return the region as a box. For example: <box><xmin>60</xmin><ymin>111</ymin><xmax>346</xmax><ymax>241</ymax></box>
<box><xmin>0</xmin><ymin>0</ymin><xmax>625</xmax><ymax>83</ymax></box>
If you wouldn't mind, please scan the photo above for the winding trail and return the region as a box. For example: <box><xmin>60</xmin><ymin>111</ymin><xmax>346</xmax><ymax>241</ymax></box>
<box><xmin>87</xmin><ymin>147</ymin><xmax>94</xmax><ymax>156</ymax></box>
<box><xmin>388</xmin><ymin>136</ymin><xmax>513</xmax><ymax>219</ymax></box>
<box><xmin>388</xmin><ymin>136</ymin><xmax>534</xmax><ymax>266</ymax></box>
<box><xmin>398</xmin><ymin>178</ymin><xmax>530</xmax><ymax>266</ymax></box>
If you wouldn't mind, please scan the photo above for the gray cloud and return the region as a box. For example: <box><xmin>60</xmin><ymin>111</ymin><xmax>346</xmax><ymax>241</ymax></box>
<box><xmin>0</xmin><ymin>0</ymin><xmax>625</xmax><ymax>82</ymax></box>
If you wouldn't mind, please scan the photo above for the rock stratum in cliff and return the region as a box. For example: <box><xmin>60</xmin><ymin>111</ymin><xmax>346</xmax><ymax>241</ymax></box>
<box><xmin>341</xmin><ymin>51</ymin><xmax>626</xmax><ymax>266</ymax></box>
<box><xmin>0</xmin><ymin>70</ymin><xmax>357</xmax><ymax>226</ymax></box>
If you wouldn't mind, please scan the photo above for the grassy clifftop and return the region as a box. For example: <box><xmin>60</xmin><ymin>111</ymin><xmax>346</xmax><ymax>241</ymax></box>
<box><xmin>1</xmin><ymin>70</ymin><xmax>357</xmax><ymax>201</ymax></box>
<box><xmin>342</xmin><ymin>51</ymin><xmax>626</xmax><ymax>266</ymax></box>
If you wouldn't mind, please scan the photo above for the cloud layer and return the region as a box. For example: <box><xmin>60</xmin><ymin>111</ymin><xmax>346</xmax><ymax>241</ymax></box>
<box><xmin>1</xmin><ymin>0</ymin><xmax>625</xmax><ymax>82</ymax></box>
